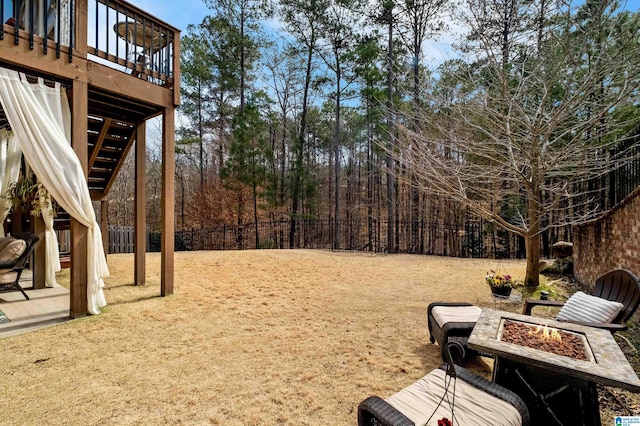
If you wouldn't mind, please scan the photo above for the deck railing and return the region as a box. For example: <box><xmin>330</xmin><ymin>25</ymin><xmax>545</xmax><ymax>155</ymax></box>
<box><xmin>88</xmin><ymin>0</ymin><xmax>177</xmax><ymax>86</ymax></box>
<box><xmin>1</xmin><ymin>0</ymin><xmax>178</xmax><ymax>87</ymax></box>
<box><xmin>1</xmin><ymin>0</ymin><xmax>74</xmax><ymax>59</ymax></box>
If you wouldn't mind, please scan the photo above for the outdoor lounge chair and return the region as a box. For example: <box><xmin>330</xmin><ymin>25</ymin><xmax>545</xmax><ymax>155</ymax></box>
<box><xmin>357</xmin><ymin>342</ymin><xmax>530</xmax><ymax>426</ymax></box>
<box><xmin>522</xmin><ymin>268</ymin><xmax>640</xmax><ymax>333</ymax></box>
<box><xmin>0</xmin><ymin>232</ymin><xmax>39</xmax><ymax>300</ymax></box>
<box><xmin>427</xmin><ymin>302</ymin><xmax>482</xmax><ymax>361</ymax></box>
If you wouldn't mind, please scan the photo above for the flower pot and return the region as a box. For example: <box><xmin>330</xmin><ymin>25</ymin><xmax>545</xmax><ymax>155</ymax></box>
<box><xmin>490</xmin><ymin>286</ymin><xmax>512</xmax><ymax>298</ymax></box>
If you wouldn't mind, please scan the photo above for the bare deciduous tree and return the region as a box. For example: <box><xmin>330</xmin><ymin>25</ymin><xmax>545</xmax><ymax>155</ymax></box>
<box><xmin>391</xmin><ymin>0</ymin><xmax>640</xmax><ymax>286</ymax></box>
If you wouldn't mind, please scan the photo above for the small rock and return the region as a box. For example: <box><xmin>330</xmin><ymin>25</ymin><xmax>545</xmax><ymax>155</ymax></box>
<box><xmin>540</xmin><ymin>258</ymin><xmax>573</xmax><ymax>275</ymax></box>
<box><xmin>552</xmin><ymin>241</ymin><xmax>573</xmax><ymax>259</ymax></box>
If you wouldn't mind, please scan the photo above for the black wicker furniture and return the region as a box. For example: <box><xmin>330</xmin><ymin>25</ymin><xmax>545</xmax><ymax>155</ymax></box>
<box><xmin>427</xmin><ymin>302</ymin><xmax>482</xmax><ymax>360</ymax></box>
<box><xmin>0</xmin><ymin>232</ymin><xmax>39</xmax><ymax>300</ymax></box>
<box><xmin>357</xmin><ymin>363</ymin><xmax>530</xmax><ymax>426</ymax></box>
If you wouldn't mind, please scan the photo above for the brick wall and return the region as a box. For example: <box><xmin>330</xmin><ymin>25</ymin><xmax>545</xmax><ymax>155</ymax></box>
<box><xmin>573</xmin><ymin>187</ymin><xmax>640</xmax><ymax>290</ymax></box>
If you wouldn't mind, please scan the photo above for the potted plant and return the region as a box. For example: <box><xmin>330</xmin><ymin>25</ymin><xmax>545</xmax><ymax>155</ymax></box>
<box><xmin>3</xmin><ymin>169</ymin><xmax>54</xmax><ymax>218</ymax></box>
<box><xmin>486</xmin><ymin>270</ymin><xmax>515</xmax><ymax>297</ymax></box>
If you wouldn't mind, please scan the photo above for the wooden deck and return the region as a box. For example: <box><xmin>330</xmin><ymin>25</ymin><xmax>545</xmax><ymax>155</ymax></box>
<box><xmin>0</xmin><ymin>0</ymin><xmax>178</xmax><ymax>317</ymax></box>
<box><xmin>0</xmin><ymin>271</ymin><xmax>70</xmax><ymax>338</ymax></box>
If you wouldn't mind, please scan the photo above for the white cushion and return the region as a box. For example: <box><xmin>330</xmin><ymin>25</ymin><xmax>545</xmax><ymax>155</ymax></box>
<box><xmin>432</xmin><ymin>305</ymin><xmax>482</xmax><ymax>327</ymax></box>
<box><xmin>556</xmin><ymin>291</ymin><xmax>624</xmax><ymax>324</ymax></box>
<box><xmin>0</xmin><ymin>237</ymin><xmax>15</xmax><ymax>253</ymax></box>
<box><xmin>0</xmin><ymin>239</ymin><xmax>26</xmax><ymax>264</ymax></box>
<box><xmin>0</xmin><ymin>271</ymin><xmax>18</xmax><ymax>283</ymax></box>
<box><xmin>386</xmin><ymin>368</ymin><xmax>522</xmax><ymax>426</ymax></box>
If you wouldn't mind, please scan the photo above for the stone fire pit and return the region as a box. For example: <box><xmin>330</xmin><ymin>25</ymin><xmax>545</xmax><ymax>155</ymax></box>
<box><xmin>468</xmin><ymin>309</ymin><xmax>640</xmax><ymax>392</ymax></box>
<box><xmin>468</xmin><ymin>309</ymin><xmax>640</xmax><ymax>425</ymax></box>
<box><xmin>499</xmin><ymin>319</ymin><xmax>592</xmax><ymax>361</ymax></box>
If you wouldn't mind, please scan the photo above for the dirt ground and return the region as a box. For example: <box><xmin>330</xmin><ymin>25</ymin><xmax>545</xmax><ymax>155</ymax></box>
<box><xmin>0</xmin><ymin>250</ymin><xmax>638</xmax><ymax>424</ymax></box>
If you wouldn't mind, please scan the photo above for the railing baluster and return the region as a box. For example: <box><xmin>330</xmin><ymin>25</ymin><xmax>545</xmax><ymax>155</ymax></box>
<box><xmin>0</xmin><ymin>0</ymin><xmax>4</xmax><ymax>41</ymax></box>
<box><xmin>124</xmin><ymin>13</ymin><xmax>129</xmax><ymax>65</ymax></box>
<box><xmin>14</xmin><ymin>0</ymin><xmax>19</xmax><ymax>45</ymax></box>
<box><xmin>56</xmin><ymin>0</ymin><xmax>61</xmax><ymax>58</ymax></box>
<box><xmin>42</xmin><ymin>0</ymin><xmax>48</xmax><ymax>54</ymax></box>
<box><xmin>105</xmin><ymin>0</ymin><xmax>109</xmax><ymax>56</ymax></box>
<box><xmin>94</xmin><ymin>0</ymin><xmax>99</xmax><ymax>54</ymax></box>
<box><xmin>114</xmin><ymin>3</ymin><xmax>119</xmax><ymax>59</ymax></box>
<box><xmin>149</xmin><ymin>21</ymin><xmax>154</xmax><ymax>78</ymax></box>
<box><xmin>69</xmin><ymin>0</ymin><xmax>74</xmax><ymax>62</ymax></box>
<box><xmin>29</xmin><ymin>0</ymin><xmax>34</xmax><ymax>49</ymax></box>
<box><xmin>166</xmin><ymin>33</ymin><xmax>171</xmax><ymax>80</ymax></box>
<box><xmin>140</xmin><ymin>16</ymin><xmax>145</xmax><ymax>76</ymax></box>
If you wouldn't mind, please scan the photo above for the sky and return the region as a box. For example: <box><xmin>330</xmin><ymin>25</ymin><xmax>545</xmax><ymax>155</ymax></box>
<box><xmin>131</xmin><ymin>0</ymin><xmax>635</xmax><ymax>143</ymax></box>
<box><xmin>133</xmin><ymin>0</ymin><xmax>461</xmax><ymax>66</ymax></box>
<box><xmin>135</xmin><ymin>0</ymin><xmax>211</xmax><ymax>32</ymax></box>
<box><xmin>133</xmin><ymin>0</ymin><xmax>460</xmax><ymax>141</ymax></box>
<box><xmin>118</xmin><ymin>0</ymin><xmax>638</xmax><ymax>71</ymax></box>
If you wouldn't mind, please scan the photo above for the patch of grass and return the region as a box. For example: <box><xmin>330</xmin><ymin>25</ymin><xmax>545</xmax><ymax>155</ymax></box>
<box><xmin>2</xmin><ymin>251</ymin><xmax>531</xmax><ymax>425</ymax></box>
<box><xmin>519</xmin><ymin>275</ymin><xmax>572</xmax><ymax>302</ymax></box>
<box><xmin>55</xmin><ymin>268</ymin><xmax>70</xmax><ymax>289</ymax></box>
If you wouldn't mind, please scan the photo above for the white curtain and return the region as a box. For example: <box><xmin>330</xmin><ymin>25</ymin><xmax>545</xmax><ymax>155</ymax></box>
<box><xmin>31</xmin><ymin>76</ymin><xmax>70</xmax><ymax>287</ymax></box>
<box><xmin>0</xmin><ymin>131</ymin><xmax>59</xmax><ymax>286</ymax></box>
<box><xmin>0</xmin><ymin>131</ymin><xmax>22</xmax><ymax>238</ymax></box>
<box><xmin>0</xmin><ymin>68</ymin><xmax>109</xmax><ymax>314</ymax></box>
<box><xmin>39</xmin><ymin>185</ymin><xmax>60</xmax><ymax>287</ymax></box>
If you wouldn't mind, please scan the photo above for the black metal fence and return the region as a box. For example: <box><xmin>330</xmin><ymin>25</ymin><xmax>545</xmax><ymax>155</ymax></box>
<box><xmin>147</xmin><ymin>219</ymin><xmax>528</xmax><ymax>259</ymax></box>
<box><xmin>608</xmin><ymin>127</ymin><xmax>640</xmax><ymax>207</ymax></box>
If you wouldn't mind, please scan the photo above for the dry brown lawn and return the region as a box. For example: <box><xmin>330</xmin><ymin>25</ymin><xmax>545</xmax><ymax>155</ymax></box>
<box><xmin>0</xmin><ymin>250</ymin><xmax>635</xmax><ymax>424</ymax></box>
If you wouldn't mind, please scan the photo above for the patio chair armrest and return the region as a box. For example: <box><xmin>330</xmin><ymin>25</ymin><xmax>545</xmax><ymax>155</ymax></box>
<box><xmin>522</xmin><ymin>299</ymin><xmax>565</xmax><ymax>316</ymax></box>
<box><xmin>0</xmin><ymin>261</ymin><xmax>18</xmax><ymax>270</ymax></box>
<box><xmin>357</xmin><ymin>396</ymin><xmax>414</xmax><ymax>426</ymax></box>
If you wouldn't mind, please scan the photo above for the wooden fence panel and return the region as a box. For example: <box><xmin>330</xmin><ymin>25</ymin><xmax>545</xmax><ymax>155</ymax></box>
<box><xmin>108</xmin><ymin>225</ymin><xmax>135</xmax><ymax>254</ymax></box>
<box><xmin>56</xmin><ymin>230</ymin><xmax>71</xmax><ymax>253</ymax></box>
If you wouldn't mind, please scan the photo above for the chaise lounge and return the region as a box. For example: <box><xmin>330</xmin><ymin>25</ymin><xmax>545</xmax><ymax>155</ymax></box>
<box><xmin>427</xmin><ymin>302</ymin><xmax>482</xmax><ymax>360</ymax></box>
<box><xmin>358</xmin><ymin>343</ymin><xmax>530</xmax><ymax>426</ymax></box>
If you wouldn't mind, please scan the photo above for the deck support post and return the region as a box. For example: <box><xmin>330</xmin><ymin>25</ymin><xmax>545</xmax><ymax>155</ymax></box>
<box><xmin>135</xmin><ymin>120</ymin><xmax>146</xmax><ymax>286</ymax></box>
<box><xmin>70</xmin><ymin>79</ymin><xmax>89</xmax><ymax>318</ymax></box>
<box><xmin>161</xmin><ymin>107</ymin><xmax>174</xmax><ymax>296</ymax></box>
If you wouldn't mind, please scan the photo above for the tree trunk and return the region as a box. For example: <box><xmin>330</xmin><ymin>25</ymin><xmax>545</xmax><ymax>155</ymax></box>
<box><xmin>237</xmin><ymin>192</ymin><xmax>244</xmax><ymax>250</ymax></box>
<box><xmin>253</xmin><ymin>179</ymin><xmax>259</xmax><ymax>248</ymax></box>
<box><xmin>333</xmin><ymin>47</ymin><xmax>341</xmax><ymax>250</ymax></box>
<box><xmin>386</xmin><ymin>4</ymin><xmax>395</xmax><ymax>254</ymax></box>
<box><xmin>289</xmin><ymin>35</ymin><xmax>315</xmax><ymax>249</ymax></box>
<box><xmin>524</xmin><ymin>181</ymin><xmax>541</xmax><ymax>286</ymax></box>
<box><xmin>198</xmin><ymin>80</ymin><xmax>204</xmax><ymax>192</ymax></box>
<box><xmin>524</xmin><ymin>232</ymin><xmax>541</xmax><ymax>287</ymax></box>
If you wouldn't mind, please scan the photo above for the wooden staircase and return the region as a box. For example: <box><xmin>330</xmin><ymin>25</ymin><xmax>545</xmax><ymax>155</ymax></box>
<box><xmin>53</xmin><ymin>116</ymin><xmax>135</xmax><ymax>231</ymax></box>
<box><xmin>53</xmin><ymin>86</ymin><xmax>160</xmax><ymax>230</ymax></box>
<box><xmin>87</xmin><ymin>115</ymin><xmax>135</xmax><ymax>196</ymax></box>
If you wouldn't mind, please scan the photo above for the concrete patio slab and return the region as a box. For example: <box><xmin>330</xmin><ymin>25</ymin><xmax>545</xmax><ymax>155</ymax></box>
<box><xmin>0</xmin><ymin>270</ymin><xmax>70</xmax><ymax>338</ymax></box>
